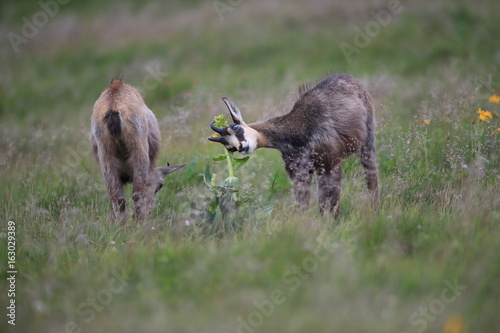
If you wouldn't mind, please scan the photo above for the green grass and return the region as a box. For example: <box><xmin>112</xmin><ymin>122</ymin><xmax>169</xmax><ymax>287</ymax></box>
<box><xmin>1</xmin><ymin>0</ymin><xmax>499</xmax><ymax>332</ymax></box>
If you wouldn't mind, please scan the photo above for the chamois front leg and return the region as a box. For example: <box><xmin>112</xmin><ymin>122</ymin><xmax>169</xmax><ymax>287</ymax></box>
<box><xmin>317</xmin><ymin>162</ymin><xmax>343</xmax><ymax>216</ymax></box>
<box><xmin>130</xmin><ymin>152</ymin><xmax>154</xmax><ymax>221</ymax></box>
<box><xmin>285</xmin><ymin>158</ymin><xmax>313</xmax><ymax>211</ymax></box>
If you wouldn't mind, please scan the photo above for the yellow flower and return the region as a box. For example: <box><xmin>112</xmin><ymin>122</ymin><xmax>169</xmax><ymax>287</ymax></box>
<box><xmin>209</xmin><ymin>133</ymin><xmax>219</xmax><ymax>143</ymax></box>
<box><xmin>477</xmin><ymin>108</ymin><xmax>493</xmax><ymax>121</ymax></box>
<box><xmin>442</xmin><ymin>314</ymin><xmax>464</xmax><ymax>333</ymax></box>
<box><xmin>488</xmin><ymin>94</ymin><xmax>500</xmax><ymax>104</ymax></box>
<box><xmin>423</xmin><ymin>119</ymin><xmax>430</xmax><ymax>125</ymax></box>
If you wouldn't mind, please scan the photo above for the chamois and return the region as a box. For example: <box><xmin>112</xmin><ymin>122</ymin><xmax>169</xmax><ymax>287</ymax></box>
<box><xmin>208</xmin><ymin>74</ymin><xmax>379</xmax><ymax>215</ymax></box>
<box><xmin>91</xmin><ymin>79</ymin><xmax>185</xmax><ymax>222</ymax></box>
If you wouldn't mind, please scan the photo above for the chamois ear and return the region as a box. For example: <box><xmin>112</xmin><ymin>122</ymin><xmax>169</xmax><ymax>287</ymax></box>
<box><xmin>222</xmin><ymin>97</ymin><xmax>246</xmax><ymax>125</ymax></box>
<box><xmin>158</xmin><ymin>164</ymin><xmax>186</xmax><ymax>177</ymax></box>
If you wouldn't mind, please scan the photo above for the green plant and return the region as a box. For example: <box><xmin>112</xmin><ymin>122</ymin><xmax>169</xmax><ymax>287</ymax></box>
<box><xmin>203</xmin><ymin>115</ymin><xmax>251</xmax><ymax>230</ymax></box>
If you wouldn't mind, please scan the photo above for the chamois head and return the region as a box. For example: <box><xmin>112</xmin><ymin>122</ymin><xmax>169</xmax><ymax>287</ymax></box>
<box><xmin>208</xmin><ymin>97</ymin><xmax>260</xmax><ymax>154</ymax></box>
<box><xmin>152</xmin><ymin>164</ymin><xmax>187</xmax><ymax>194</ymax></box>
<box><xmin>132</xmin><ymin>163</ymin><xmax>186</xmax><ymax>219</ymax></box>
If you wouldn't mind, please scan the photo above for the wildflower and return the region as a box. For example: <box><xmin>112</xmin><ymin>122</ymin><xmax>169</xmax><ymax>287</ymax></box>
<box><xmin>492</xmin><ymin>128</ymin><xmax>500</xmax><ymax>136</ymax></box>
<box><xmin>211</xmin><ymin>115</ymin><xmax>229</xmax><ymax>141</ymax></box>
<box><xmin>488</xmin><ymin>93</ymin><xmax>500</xmax><ymax>104</ymax></box>
<box><xmin>423</xmin><ymin>119</ymin><xmax>430</xmax><ymax>125</ymax></box>
<box><xmin>477</xmin><ymin>108</ymin><xmax>493</xmax><ymax>121</ymax></box>
<box><xmin>213</xmin><ymin>114</ymin><xmax>229</xmax><ymax>128</ymax></box>
<box><xmin>442</xmin><ymin>314</ymin><xmax>464</xmax><ymax>333</ymax></box>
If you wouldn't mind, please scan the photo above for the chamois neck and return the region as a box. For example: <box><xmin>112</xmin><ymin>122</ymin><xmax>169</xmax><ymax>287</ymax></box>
<box><xmin>249</xmin><ymin>115</ymin><xmax>310</xmax><ymax>153</ymax></box>
<box><xmin>247</xmin><ymin>122</ymin><xmax>272</xmax><ymax>149</ymax></box>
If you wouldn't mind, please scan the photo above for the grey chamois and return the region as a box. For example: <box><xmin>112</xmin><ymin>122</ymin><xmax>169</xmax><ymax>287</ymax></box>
<box><xmin>91</xmin><ymin>79</ymin><xmax>185</xmax><ymax>222</ymax></box>
<box><xmin>208</xmin><ymin>74</ymin><xmax>379</xmax><ymax>215</ymax></box>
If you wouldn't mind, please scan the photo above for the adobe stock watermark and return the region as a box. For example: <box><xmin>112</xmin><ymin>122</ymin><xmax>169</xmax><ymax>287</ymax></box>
<box><xmin>340</xmin><ymin>0</ymin><xmax>404</xmax><ymax>64</ymax></box>
<box><xmin>234</xmin><ymin>241</ymin><xmax>340</xmax><ymax>333</ymax></box>
<box><xmin>53</xmin><ymin>131</ymin><xmax>100</xmax><ymax>191</ymax></box>
<box><xmin>212</xmin><ymin>0</ymin><xmax>244</xmax><ymax>21</ymax></box>
<box><xmin>476</xmin><ymin>74</ymin><xmax>499</xmax><ymax>95</ymax></box>
<box><xmin>401</xmin><ymin>278</ymin><xmax>467</xmax><ymax>333</ymax></box>
<box><xmin>54</xmin><ymin>270</ymin><xmax>128</xmax><ymax>333</ymax></box>
<box><xmin>7</xmin><ymin>0</ymin><xmax>71</xmax><ymax>54</ymax></box>
<box><xmin>6</xmin><ymin>221</ymin><xmax>17</xmax><ymax>326</ymax></box>
<box><xmin>136</xmin><ymin>62</ymin><xmax>169</xmax><ymax>96</ymax></box>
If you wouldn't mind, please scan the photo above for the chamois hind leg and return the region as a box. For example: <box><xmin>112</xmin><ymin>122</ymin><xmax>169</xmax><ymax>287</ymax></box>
<box><xmin>285</xmin><ymin>160</ymin><xmax>313</xmax><ymax>211</ymax></box>
<box><xmin>360</xmin><ymin>144</ymin><xmax>380</xmax><ymax>208</ymax></box>
<box><xmin>130</xmin><ymin>151</ymin><xmax>153</xmax><ymax>221</ymax></box>
<box><xmin>99</xmin><ymin>156</ymin><xmax>126</xmax><ymax>222</ymax></box>
<box><xmin>317</xmin><ymin>162</ymin><xmax>343</xmax><ymax>216</ymax></box>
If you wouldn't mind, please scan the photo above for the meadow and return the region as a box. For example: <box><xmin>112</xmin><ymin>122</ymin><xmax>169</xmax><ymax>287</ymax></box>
<box><xmin>0</xmin><ymin>0</ymin><xmax>499</xmax><ymax>332</ymax></box>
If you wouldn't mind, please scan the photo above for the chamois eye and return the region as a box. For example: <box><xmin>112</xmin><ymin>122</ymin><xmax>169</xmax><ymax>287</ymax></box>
<box><xmin>232</xmin><ymin>124</ymin><xmax>240</xmax><ymax>131</ymax></box>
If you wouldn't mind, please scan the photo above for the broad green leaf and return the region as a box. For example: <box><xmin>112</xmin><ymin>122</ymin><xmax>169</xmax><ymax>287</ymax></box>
<box><xmin>257</xmin><ymin>205</ymin><xmax>275</xmax><ymax>218</ymax></box>
<box><xmin>203</xmin><ymin>165</ymin><xmax>212</xmax><ymax>186</ymax></box>
<box><xmin>207</xmin><ymin>197</ymin><xmax>219</xmax><ymax>215</ymax></box>
<box><xmin>212</xmin><ymin>205</ymin><xmax>223</xmax><ymax>227</ymax></box>
<box><xmin>232</xmin><ymin>156</ymin><xmax>250</xmax><ymax>169</ymax></box>
<box><xmin>212</xmin><ymin>153</ymin><xmax>227</xmax><ymax>161</ymax></box>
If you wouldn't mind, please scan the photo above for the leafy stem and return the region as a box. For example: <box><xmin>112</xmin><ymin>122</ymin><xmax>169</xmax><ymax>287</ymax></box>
<box><xmin>225</xmin><ymin>147</ymin><xmax>235</xmax><ymax>178</ymax></box>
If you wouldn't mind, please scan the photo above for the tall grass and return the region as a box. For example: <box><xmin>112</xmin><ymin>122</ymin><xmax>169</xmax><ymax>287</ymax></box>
<box><xmin>1</xmin><ymin>0</ymin><xmax>499</xmax><ymax>332</ymax></box>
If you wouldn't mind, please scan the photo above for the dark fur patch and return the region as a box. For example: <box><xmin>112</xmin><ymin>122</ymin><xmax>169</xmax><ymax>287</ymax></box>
<box><xmin>231</xmin><ymin>124</ymin><xmax>246</xmax><ymax>142</ymax></box>
<box><xmin>104</xmin><ymin>110</ymin><xmax>121</xmax><ymax>138</ymax></box>
<box><xmin>120</xmin><ymin>173</ymin><xmax>132</xmax><ymax>184</ymax></box>
<box><xmin>238</xmin><ymin>145</ymin><xmax>249</xmax><ymax>154</ymax></box>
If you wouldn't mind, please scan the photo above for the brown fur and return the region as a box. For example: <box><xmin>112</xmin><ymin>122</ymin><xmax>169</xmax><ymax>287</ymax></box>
<box><xmin>211</xmin><ymin>74</ymin><xmax>379</xmax><ymax>215</ymax></box>
<box><xmin>91</xmin><ymin>79</ymin><xmax>185</xmax><ymax>222</ymax></box>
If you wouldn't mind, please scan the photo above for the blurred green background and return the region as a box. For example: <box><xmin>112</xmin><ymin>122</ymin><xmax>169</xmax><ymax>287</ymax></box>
<box><xmin>1</xmin><ymin>0</ymin><xmax>499</xmax><ymax>332</ymax></box>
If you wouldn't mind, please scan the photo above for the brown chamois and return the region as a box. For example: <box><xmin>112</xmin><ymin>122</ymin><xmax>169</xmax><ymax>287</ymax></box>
<box><xmin>91</xmin><ymin>79</ymin><xmax>185</xmax><ymax>222</ymax></box>
<box><xmin>208</xmin><ymin>74</ymin><xmax>379</xmax><ymax>215</ymax></box>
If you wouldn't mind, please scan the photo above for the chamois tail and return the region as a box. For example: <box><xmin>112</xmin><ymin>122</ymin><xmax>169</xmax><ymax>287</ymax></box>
<box><xmin>104</xmin><ymin>79</ymin><xmax>124</xmax><ymax>138</ymax></box>
<box><xmin>104</xmin><ymin>110</ymin><xmax>121</xmax><ymax>138</ymax></box>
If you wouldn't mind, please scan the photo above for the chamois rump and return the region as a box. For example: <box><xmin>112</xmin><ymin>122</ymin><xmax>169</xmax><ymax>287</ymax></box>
<box><xmin>208</xmin><ymin>74</ymin><xmax>379</xmax><ymax>215</ymax></box>
<box><xmin>91</xmin><ymin>79</ymin><xmax>185</xmax><ymax>222</ymax></box>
